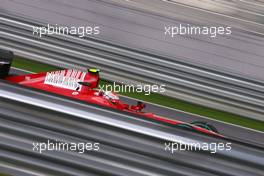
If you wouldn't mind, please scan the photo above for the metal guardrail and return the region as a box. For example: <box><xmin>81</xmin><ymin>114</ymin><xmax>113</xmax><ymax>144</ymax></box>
<box><xmin>0</xmin><ymin>81</ymin><xmax>264</xmax><ymax>176</ymax></box>
<box><xmin>0</xmin><ymin>13</ymin><xmax>264</xmax><ymax>121</ymax></box>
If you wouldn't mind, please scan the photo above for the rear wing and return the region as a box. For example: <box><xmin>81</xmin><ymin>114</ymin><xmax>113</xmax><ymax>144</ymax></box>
<box><xmin>0</xmin><ymin>49</ymin><xmax>14</xmax><ymax>78</ymax></box>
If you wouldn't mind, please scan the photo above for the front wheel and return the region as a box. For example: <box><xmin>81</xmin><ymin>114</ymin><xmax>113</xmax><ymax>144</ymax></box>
<box><xmin>191</xmin><ymin>121</ymin><xmax>219</xmax><ymax>133</ymax></box>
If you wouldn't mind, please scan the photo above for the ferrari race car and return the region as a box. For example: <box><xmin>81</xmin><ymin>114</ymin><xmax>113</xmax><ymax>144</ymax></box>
<box><xmin>0</xmin><ymin>49</ymin><xmax>222</xmax><ymax>137</ymax></box>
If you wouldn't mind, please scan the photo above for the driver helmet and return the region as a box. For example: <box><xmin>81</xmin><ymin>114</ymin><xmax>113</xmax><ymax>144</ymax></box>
<box><xmin>103</xmin><ymin>91</ymin><xmax>119</xmax><ymax>103</ymax></box>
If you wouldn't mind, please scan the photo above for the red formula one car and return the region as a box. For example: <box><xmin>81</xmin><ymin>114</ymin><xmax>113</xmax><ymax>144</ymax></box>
<box><xmin>0</xmin><ymin>49</ymin><xmax>223</xmax><ymax>137</ymax></box>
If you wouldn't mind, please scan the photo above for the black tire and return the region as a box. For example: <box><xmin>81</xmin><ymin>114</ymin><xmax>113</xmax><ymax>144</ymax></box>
<box><xmin>0</xmin><ymin>49</ymin><xmax>14</xmax><ymax>78</ymax></box>
<box><xmin>191</xmin><ymin>121</ymin><xmax>219</xmax><ymax>133</ymax></box>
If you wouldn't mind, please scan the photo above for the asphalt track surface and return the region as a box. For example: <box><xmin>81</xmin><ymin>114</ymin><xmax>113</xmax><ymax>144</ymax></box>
<box><xmin>1</xmin><ymin>1</ymin><xmax>264</xmax><ymax>175</ymax></box>
<box><xmin>1</xmin><ymin>81</ymin><xmax>264</xmax><ymax>176</ymax></box>
<box><xmin>2</xmin><ymin>0</ymin><xmax>264</xmax><ymax>81</ymax></box>
<box><xmin>10</xmin><ymin>68</ymin><xmax>264</xmax><ymax>146</ymax></box>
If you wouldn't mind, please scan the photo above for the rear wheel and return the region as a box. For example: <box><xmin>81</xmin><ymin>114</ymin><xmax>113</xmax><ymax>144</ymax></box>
<box><xmin>191</xmin><ymin>121</ymin><xmax>219</xmax><ymax>133</ymax></box>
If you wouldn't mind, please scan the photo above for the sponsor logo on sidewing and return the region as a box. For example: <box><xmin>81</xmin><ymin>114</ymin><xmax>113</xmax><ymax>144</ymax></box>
<box><xmin>44</xmin><ymin>69</ymin><xmax>86</xmax><ymax>91</ymax></box>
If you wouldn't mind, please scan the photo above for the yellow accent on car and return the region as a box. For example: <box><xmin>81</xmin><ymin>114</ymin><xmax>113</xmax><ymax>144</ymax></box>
<box><xmin>88</xmin><ymin>68</ymin><xmax>100</xmax><ymax>73</ymax></box>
